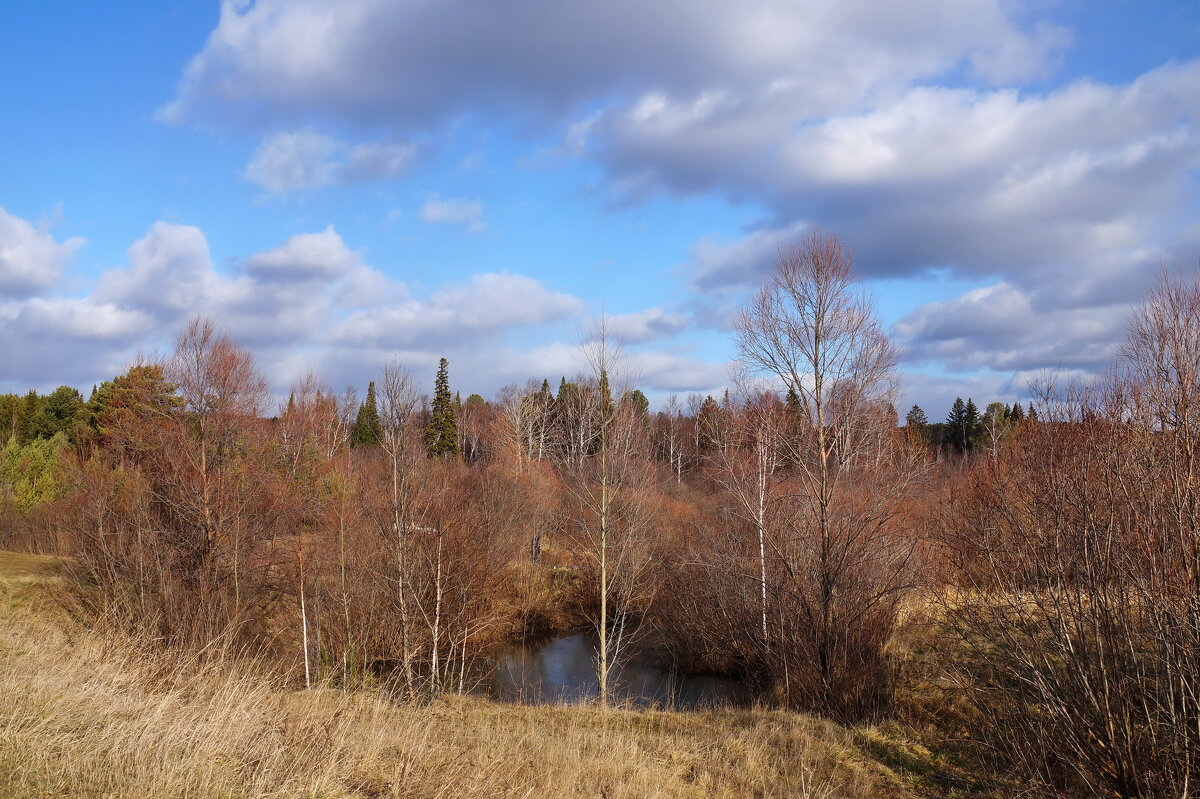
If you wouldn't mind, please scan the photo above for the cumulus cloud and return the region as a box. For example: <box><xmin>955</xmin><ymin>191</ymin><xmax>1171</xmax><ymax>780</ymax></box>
<box><xmin>0</xmin><ymin>299</ymin><xmax>152</xmax><ymax>387</ymax></box>
<box><xmin>611</xmin><ymin>61</ymin><xmax>1200</xmax><ymax>278</ymax></box>
<box><xmin>599</xmin><ymin>308</ymin><xmax>692</xmax><ymax>343</ymax></box>
<box><xmin>143</xmin><ymin>1</ymin><xmax>1200</xmax><ymax>390</ymax></box>
<box><xmin>683</xmin><ymin>222</ymin><xmax>808</xmax><ymax>291</ymax></box>
<box><xmin>418</xmin><ymin>196</ymin><xmax>486</xmax><ymax>233</ymax></box>
<box><xmin>244</xmin><ymin>130</ymin><xmax>414</xmax><ymax>195</ymax></box>
<box><xmin>0</xmin><ymin>208</ymin><xmax>85</xmax><ymax>298</ymax></box>
<box><xmin>894</xmin><ymin>282</ymin><xmax>1126</xmax><ymax>373</ymax></box>
<box><xmin>162</xmin><ymin>0</ymin><xmax>1063</xmax><ymax>129</ymax></box>
<box><xmin>243</xmin><ymin>225</ymin><xmax>362</xmax><ymax>281</ymax></box>
<box><xmin>98</xmin><ymin>222</ymin><xmax>216</xmax><ymax>319</ymax></box>
<box><xmin>331</xmin><ymin>273</ymin><xmax>580</xmax><ymax>348</ymax></box>
<box><xmin>0</xmin><ymin>202</ymin><xmax>732</xmax><ymax>400</ymax></box>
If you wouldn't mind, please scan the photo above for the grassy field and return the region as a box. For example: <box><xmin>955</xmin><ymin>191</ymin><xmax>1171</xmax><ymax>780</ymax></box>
<box><xmin>0</xmin><ymin>550</ymin><xmax>937</xmax><ymax>799</ymax></box>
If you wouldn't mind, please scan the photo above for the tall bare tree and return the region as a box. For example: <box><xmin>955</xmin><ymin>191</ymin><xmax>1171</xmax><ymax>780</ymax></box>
<box><xmin>734</xmin><ymin>230</ymin><xmax>916</xmax><ymax>718</ymax></box>
<box><xmin>571</xmin><ymin>317</ymin><xmax>653</xmax><ymax>708</ymax></box>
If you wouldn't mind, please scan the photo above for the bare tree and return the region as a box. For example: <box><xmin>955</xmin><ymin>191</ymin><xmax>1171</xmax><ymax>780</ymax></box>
<box><xmin>571</xmin><ymin>316</ymin><xmax>653</xmax><ymax>708</ymax></box>
<box><xmin>734</xmin><ymin>230</ymin><xmax>917</xmax><ymax>718</ymax></box>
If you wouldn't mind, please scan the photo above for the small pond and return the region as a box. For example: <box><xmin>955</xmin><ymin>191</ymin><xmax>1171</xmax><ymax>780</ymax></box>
<box><xmin>482</xmin><ymin>630</ymin><xmax>751</xmax><ymax>710</ymax></box>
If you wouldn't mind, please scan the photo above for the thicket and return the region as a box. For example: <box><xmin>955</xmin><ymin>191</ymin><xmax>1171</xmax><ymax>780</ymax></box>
<box><xmin>2</xmin><ymin>236</ymin><xmax>1198</xmax><ymax>797</ymax></box>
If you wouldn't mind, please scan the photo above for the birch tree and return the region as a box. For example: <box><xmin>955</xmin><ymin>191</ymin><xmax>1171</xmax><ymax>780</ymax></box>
<box><xmin>734</xmin><ymin>230</ymin><xmax>917</xmax><ymax>719</ymax></box>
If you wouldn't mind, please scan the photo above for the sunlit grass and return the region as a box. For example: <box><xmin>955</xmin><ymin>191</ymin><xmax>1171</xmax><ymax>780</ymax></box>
<box><xmin>0</xmin><ymin>550</ymin><xmax>914</xmax><ymax>799</ymax></box>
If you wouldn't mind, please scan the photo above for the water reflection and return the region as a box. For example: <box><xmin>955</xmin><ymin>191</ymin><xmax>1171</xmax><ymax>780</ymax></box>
<box><xmin>485</xmin><ymin>630</ymin><xmax>750</xmax><ymax>709</ymax></box>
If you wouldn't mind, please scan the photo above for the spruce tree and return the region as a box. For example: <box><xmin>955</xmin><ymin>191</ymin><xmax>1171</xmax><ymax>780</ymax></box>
<box><xmin>350</xmin><ymin>381</ymin><xmax>383</xmax><ymax>447</ymax></box>
<box><xmin>905</xmin><ymin>404</ymin><xmax>929</xmax><ymax>428</ymax></box>
<box><xmin>946</xmin><ymin>397</ymin><xmax>968</xmax><ymax>453</ymax></box>
<box><xmin>697</xmin><ymin>395</ymin><xmax>722</xmax><ymax>452</ymax></box>
<box><xmin>785</xmin><ymin>386</ymin><xmax>802</xmax><ymax>414</ymax></box>
<box><xmin>964</xmin><ymin>398</ymin><xmax>982</xmax><ymax>450</ymax></box>
<box><xmin>425</xmin><ymin>358</ymin><xmax>458</xmax><ymax>458</ymax></box>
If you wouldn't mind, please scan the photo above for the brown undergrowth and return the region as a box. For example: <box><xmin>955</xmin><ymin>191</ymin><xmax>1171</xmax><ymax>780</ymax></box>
<box><xmin>0</xmin><ymin>550</ymin><xmax>916</xmax><ymax>799</ymax></box>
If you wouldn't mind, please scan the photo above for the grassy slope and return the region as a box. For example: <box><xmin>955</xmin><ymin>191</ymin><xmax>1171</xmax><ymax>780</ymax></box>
<box><xmin>0</xmin><ymin>551</ymin><xmax>923</xmax><ymax>799</ymax></box>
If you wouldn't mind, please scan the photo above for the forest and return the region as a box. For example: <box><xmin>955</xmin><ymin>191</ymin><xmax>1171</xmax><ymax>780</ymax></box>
<box><xmin>3</xmin><ymin>231</ymin><xmax>1199</xmax><ymax>798</ymax></box>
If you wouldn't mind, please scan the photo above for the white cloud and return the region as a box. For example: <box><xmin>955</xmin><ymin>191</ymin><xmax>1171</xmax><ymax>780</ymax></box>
<box><xmin>244</xmin><ymin>130</ymin><xmax>414</xmax><ymax>195</ymax></box>
<box><xmin>894</xmin><ymin>282</ymin><xmax>1127</xmax><ymax>373</ymax></box>
<box><xmin>419</xmin><ymin>195</ymin><xmax>486</xmax><ymax>233</ymax></box>
<box><xmin>162</xmin><ymin>0</ymin><xmax>1063</xmax><ymax>129</ymax></box>
<box><xmin>683</xmin><ymin>222</ymin><xmax>809</xmax><ymax>290</ymax></box>
<box><xmin>331</xmin><ymin>272</ymin><xmax>580</xmax><ymax>347</ymax></box>
<box><xmin>0</xmin><ymin>296</ymin><xmax>153</xmax><ymax>387</ymax></box>
<box><xmin>602</xmin><ymin>308</ymin><xmax>692</xmax><ymax>343</ymax></box>
<box><xmin>0</xmin><ymin>209</ymin><xmax>732</xmax><ymax>400</ymax></box>
<box><xmin>0</xmin><ymin>207</ymin><xmax>84</xmax><ymax>298</ymax></box>
<box><xmin>243</xmin><ymin>225</ymin><xmax>362</xmax><ymax>281</ymax></box>
<box><xmin>98</xmin><ymin>222</ymin><xmax>215</xmax><ymax>319</ymax></box>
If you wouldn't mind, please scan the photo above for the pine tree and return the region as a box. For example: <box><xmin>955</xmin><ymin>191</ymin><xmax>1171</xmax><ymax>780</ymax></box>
<box><xmin>623</xmin><ymin>389</ymin><xmax>649</xmax><ymax>418</ymax></box>
<box><xmin>350</xmin><ymin>381</ymin><xmax>383</xmax><ymax>447</ymax></box>
<box><xmin>425</xmin><ymin>358</ymin><xmax>458</xmax><ymax>458</ymax></box>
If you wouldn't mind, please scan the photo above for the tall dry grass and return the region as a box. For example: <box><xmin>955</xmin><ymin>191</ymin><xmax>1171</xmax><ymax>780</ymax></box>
<box><xmin>0</xmin><ymin>553</ymin><xmax>911</xmax><ymax>799</ymax></box>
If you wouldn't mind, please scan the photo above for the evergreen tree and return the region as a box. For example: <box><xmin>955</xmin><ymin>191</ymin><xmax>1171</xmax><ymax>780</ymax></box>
<box><xmin>16</xmin><ymin>391</ymin><xmax>41</xmax><ymax>445</ymax></box>
<box><xmin>964</xmin><ymin>398</ymin><xmax>982</xmax><ymax>451</ymax></box>
<box><xmin>1010</xmin><ymin>402</ymin><xmax>1025</xmax><ymax>423</ymax></box>
<box><xmin>622</xmin><ymin>389</ymin><xmax>650</xmax><ymax>418</ymax></box>
<box><xmin>785</xmin><ymin>386</ymin><xmax>802</xmax><ymax>414</ymax></box>
<box><xmin>946</xmin><ymin>397</ymin><xmax>970</xmax><ymax>453</ymax></box>
<box><xmin>598</xmin><ymin>369</ymin><xmax>616</xmax><ymax>421</ymax></box>
<box><xmin>88</xmin><ymin>364</ymin><xmax>181</xmax><ymax>441</ymax></box>
<box><xmin>905</xmin><ymin>404</ymin><xmax>929</xmax><ymax>428</ymax></box>
<box><xmin>697</xmin><ymin>394</ymin><xmax>723</xmax><ymax>452</ymax></box>
<box><xmin>350</xmin><ymin>381</ymin><xmax>383</xmax><ymax>447</ymax></box>
<box><xmin>34</xmin><ymin>385</ymin><xmax>87</xmax><ymax>443</ymax></box>
<box><xmin>425</xmin><ymin>358</ymin><xmax>458</xmax><ymax>458</ymax></box>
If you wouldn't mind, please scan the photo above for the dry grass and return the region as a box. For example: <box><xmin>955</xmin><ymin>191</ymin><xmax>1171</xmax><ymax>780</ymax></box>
<box><xmin>0</xmin><ymin>551</ymin><xmax>916</xmax><ymax>799</ymax></box>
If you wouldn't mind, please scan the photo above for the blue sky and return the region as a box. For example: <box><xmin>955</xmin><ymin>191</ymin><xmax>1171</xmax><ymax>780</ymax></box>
<box><xmin>2</xmin><ymin>1</ymin><xmax>1199</xmax><ymax>416</ymax></box>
